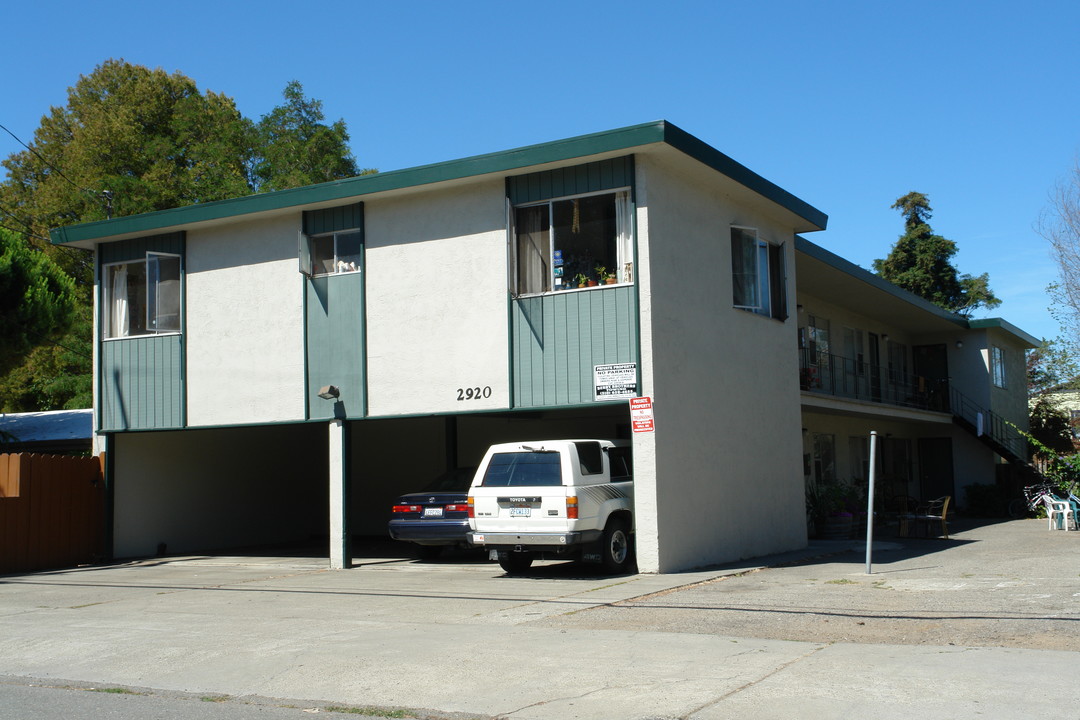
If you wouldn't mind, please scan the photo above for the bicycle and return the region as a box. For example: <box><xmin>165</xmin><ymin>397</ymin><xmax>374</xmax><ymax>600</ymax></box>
<box><xmin>1007</xmin><ymin>482</ymin><xmax>1056</xmax><ymax>519</ymax></box>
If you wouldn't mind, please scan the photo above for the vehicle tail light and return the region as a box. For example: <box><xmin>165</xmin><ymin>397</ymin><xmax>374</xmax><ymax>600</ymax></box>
<box><xmin>566</xmin><ymin>496</ymin><xmax>578</xmax><ymax>519</ymax></box>
<box><xmin>445</xmin><ymin>504</ymin><xmax>468</xmax><ymax>512</ymax></box>
<box><xmin>467</xmin><ymin>497</ymin><xmax>474</xmax><ymax>518</ymax></box>
<box><xmin>392</xmin><ymin>504</ymin><xmax>421</xmax><ymax>514</ymax></box>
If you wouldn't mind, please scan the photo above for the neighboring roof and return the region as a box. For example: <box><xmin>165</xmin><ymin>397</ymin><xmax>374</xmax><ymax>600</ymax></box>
<box><xmin>795</xmin><ymin>236</ymin><xmax>1039</xmax><ymax>348</ymax></box>
<box><xmin>0</xmin><ymin>409</ymin><xmax>93</xmax><ymax>454</ymax></box>
<box><xmin>51</xmin><ymin>121</ymin><xmax>828</xmax><ymax>248</ymax></box>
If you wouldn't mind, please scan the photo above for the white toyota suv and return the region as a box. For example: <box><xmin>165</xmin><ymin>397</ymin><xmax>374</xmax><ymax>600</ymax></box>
<box><xmin>466</xmin><ymin>439</ymin><xmax>634</xmax><ymax>574</ymax></box>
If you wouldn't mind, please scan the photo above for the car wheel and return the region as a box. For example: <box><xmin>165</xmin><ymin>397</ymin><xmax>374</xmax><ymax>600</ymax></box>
<box><xmin>498</xmin><ymin>551</ymin><xmax>533</xmax><ymax>574</ymax></box>
<box><xmin>601</xmin><ymin>519</ymin><xmax>632</xmax><ymax>574</ymax></box>
<box><xmin>415</xmin><ymin>545</ymin><xmax>443</xmax><ymax>561</ymax></box>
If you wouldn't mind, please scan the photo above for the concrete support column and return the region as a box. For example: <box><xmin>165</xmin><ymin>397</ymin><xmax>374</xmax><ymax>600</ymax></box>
<box><xmin>328</xmin><ymin>419</ymin><xmax>351</xmax><ymax>569</ymax></box>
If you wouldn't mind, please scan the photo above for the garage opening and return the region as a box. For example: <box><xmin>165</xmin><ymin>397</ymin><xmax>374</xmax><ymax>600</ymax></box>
<box><xmin>107</xmin><ymin>405</ymin><xmax>631</xmax><ymax>563</ymax></box>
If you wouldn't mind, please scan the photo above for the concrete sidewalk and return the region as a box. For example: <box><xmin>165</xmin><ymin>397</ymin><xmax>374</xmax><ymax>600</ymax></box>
<box><xmin>1</xmin><ymin>520</ymin><xmax>1077</xmax><ymax>719</ymax></box>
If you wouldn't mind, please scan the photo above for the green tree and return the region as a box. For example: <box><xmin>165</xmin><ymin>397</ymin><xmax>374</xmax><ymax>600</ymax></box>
<box><xmin>251</xmin><ymin>80</ymin><xmax>367</xmax><ymax>192</ymax></box>
<box><xmin>873</xmin><ymin>192</ymin><xmax>1000</xmax><ymax>316</ymax></box>
<box><xmin>0</xmin><ymin>228</ymin><xmax>76</xmax><ymax>378</ymax></box>
<box><xmin>1</xmin><ymin>59</ymin><xmax>253</xmax><ymax>273</ymax></box>
<box><xmin>1028</xmin><ymin>397</ymin><xmax>1075</xmax><ymax>457</ymax></box>
<box><xmin>0</xmin><ymin>62</ymin><xmax>369</xmax><ymax>411</ymax></box>
<box><xmin>1028</xmin><ymin>339</ymin><xmax>1079</xmax><ymax>398</ymax></box>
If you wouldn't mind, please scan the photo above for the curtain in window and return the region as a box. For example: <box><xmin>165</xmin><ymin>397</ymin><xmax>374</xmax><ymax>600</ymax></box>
<box><xmin>111</xmin><ymin>265</ymin><xmax>129</xmax><ymax>338</ymax></box>
<box><xmin>516</xmin><ymin>206</ymin><xmax>550</xmax><ymax>295</ymax></box>
<box><xmin>731</xmin><ymin>228</ymin><xmax>759</xmax><ymax>308</ymax></box>
<box><xmin>615</xmin><ymin>191</ymin><xmax>633</xmax><ymax>283</ymax></box>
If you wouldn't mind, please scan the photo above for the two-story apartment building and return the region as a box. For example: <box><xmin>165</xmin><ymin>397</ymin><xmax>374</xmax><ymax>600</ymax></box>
<box><xmin>52</xmin><ymin>121</ymin><xmax>1035</xmax><ymax>573</ymax></box>
<box><xmin>795</xmin><ymin>241</ymin><xmax>1036</xmax><ymax>519</ymax></box>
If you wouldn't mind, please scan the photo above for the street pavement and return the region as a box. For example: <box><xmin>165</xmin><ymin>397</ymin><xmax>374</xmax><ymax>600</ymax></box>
<box><xmin>0</xmin><ymin>518</ymin><xmax>1077</xmax><ymax>719</ymax></box>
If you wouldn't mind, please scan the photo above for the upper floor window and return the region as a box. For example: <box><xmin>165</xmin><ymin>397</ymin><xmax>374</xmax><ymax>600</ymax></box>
<box><xmin>511</xmin><ymin>190</ymin><xmax>632</xmax><ymax>296</ymax></box>
<box><xmin>991</xmin><ymin>345</ymin><xmax>1006</xmax><ymax>388</ymax></box>
<box><xmin>731</xmin><ymin>227</ymin><xmax>787</xmax><ymax>320</ymax></box>
<box><xmin>301</xmin><ymin>230</ymin><xmax>362</xmax><ymax>276</ymax></box>
<box><xmin>103</xmin><ymin>253</ymin><xmax>181</xmax><ymax>339</ymax></box>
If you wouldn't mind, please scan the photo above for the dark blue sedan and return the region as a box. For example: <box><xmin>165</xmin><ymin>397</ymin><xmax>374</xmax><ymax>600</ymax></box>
<box><xmin>388</xmin><ymin>467</ymin><xmax>477</xmax><ymax>559</ymax></box>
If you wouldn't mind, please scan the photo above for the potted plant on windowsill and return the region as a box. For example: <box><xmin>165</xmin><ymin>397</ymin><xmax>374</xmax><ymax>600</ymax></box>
<box><xmin>574</xmin><ymin>273</ymin><xmax>588</xmax><ymax>289</ymax></box>
<box><xmin>595</xmin><ymin>265</ymin><xmax>617</xmax><ymax>285</ymax></box>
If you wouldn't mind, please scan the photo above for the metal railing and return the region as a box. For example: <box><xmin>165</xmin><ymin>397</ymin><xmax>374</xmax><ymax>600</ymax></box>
<box><xmin>798</xmin><ymin>349</ymin><xmax>949</xmax><ymax>412</ymax></box>
<box><xmin>798</xmin><ymin>348</ymin><xmax>1028</xmax><ymax>463</ymax></box>
<box><xmin>947</xmin><ymin>385</ymin><xmax>1027</xmax><ymax>461</ymax></box>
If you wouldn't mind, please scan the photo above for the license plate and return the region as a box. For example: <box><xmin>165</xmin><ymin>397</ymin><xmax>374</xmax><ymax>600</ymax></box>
<box><xmin>509</xmin><ymin>507</ymin><xmax>531</xmax><ymax>517</ymax></box>
<box><xmin>423</xmin><ymin>507</ymin><xmax>444</xmax><ymax>518</ymax></box>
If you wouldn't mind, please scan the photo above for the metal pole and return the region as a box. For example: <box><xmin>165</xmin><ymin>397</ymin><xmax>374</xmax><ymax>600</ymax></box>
<box><xmin>865</xmin><ymin>431</ymin><xmax>878</xmax><ymax>574</ymax></box>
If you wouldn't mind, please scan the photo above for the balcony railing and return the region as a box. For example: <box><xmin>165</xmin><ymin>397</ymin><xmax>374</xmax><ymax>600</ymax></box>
<box><xmin>798</xmin><ymin>349</ymin><xmax>949</xmax><ymax>412</ymax></box>
<box><xmin>948</xmin><ymin>385</ymin><xmax>1028</xmax><ymax>461</ymax></box>
<box><xmin>799</xmin><ymin>348</ymin><xmax>1028</xmax><ymax>463</ymax></box>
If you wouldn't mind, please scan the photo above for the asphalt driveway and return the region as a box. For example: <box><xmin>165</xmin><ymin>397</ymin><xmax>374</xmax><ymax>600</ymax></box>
<box><xmin>1</xmin><ymin>518</ymin><xmax>1077</xmax><ymax>719</ymax></box>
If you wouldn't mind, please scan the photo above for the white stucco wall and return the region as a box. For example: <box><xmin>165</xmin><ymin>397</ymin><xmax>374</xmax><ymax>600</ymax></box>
<box><xmin>635</xmin><ymin>154</ymin><xmax>808</xmax><ymax>572</ymax></box>
<box><xmin>364</xmin><ymin>181</ymin><xmax>510</xmax><ymax>416</ymax></box>
<box><xmin>185</xmin><ymin>215</ymin><xmax>306</xmax><ymax>425</ymax></box>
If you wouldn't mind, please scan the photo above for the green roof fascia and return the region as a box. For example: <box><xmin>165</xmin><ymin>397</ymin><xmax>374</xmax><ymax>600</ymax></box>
<box><xmin>51</xmin><ymin>120</ymin><xmax>827</xmax><ymax>246</ymax></box>
<box><xmin>967</xmin><ymin>318</ymin><xmax>1041</xmax><ymax>348</ymax></box>
<box><xmin>660</xmin><ymin>123</ymin><xmax>827</xmax><ymax>231</ymax></box>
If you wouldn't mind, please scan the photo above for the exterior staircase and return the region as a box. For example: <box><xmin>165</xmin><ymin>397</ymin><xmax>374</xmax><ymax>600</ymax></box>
<box><xmin>948</xmin><ymin>386</ymin><xmax>1034</xmax><ymax>471</ymax></box>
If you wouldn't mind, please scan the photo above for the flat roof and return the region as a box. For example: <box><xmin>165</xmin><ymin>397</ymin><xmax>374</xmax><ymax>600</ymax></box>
<box><xmin>51</xmin><ymin>120</ymin><xmax>828</xmax><ymax>247</ymax></box>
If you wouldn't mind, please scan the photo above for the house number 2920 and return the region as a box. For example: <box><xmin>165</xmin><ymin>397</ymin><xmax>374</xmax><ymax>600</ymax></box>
<box><xmin>457</xmin><ymin>386</ymin><xmax>492</xmax><ymax>401</ymax></box>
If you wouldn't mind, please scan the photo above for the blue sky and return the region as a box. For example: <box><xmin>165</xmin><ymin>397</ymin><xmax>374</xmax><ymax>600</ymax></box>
<box><xmin>3</xmin><ymin>1</ymin><xmax>1077</xmax><ymax>342</ymax></box>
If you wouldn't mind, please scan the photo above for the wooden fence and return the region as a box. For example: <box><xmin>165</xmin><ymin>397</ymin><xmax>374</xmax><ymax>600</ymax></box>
<box><xmin>0</xmin><ymin>453</ymin><xmax>104</xmax><ymax>574</ymax></box>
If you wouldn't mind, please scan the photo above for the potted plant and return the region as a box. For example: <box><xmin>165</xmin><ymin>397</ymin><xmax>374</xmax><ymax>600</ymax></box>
<box><xmin>573</xmin><ymin>273</ymin><xmax>588</xmax><ymax>288</ymax></box>
<box><xmin>809</xmin><ymin>483</ymin><xmax>858</xmax><ymax>539</ymax></box>
<box><xmin>595</xmin><ymin>265</ymin><xmax>617</xmax><ymax>284</ymax></box>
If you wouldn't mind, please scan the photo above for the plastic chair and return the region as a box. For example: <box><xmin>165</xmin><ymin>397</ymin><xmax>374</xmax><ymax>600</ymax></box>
<box><xmin>1066</xmin><ymin>491</ymin><xmax>1080</xmax><ymax>531</ymax></box>
<box><xmin>1043</xmin><ymin>495</ymin><xmax>1075</xmax><ymax>531</ymax></box>
<box><xmin>914</xmin><ymin>496</ymin><xmax>951</xmax><ymax>539</ymax></box>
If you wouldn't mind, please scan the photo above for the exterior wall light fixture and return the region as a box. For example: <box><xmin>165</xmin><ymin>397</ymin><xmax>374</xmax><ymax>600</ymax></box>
<box><xmin>317</xmin><ymin>385</ymin><xmax>340</xmax><ymax>400</ymax></box>
<box><xmin>955</xmin><ymin>340</ymin><xmax>963</xmax><ymax>349</ymax></box>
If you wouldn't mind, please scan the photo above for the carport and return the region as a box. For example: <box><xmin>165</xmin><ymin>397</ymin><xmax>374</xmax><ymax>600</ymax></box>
<box><xmin>107</xmin><ymin>405</ymin><xmax>631</xmax><ymax>565</ymax></box>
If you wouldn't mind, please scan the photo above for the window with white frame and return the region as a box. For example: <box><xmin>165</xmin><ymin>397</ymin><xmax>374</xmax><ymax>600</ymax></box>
<box><xmin>300</xmin><ymin>230</ymin><xmax>363</xmax><ymax>276</ymax></box>
<box><xmin>991</xmin><ymin>345</ymin><xmax>1006</xmax><ymax>388</ymax></box>
<box><xmin>511</xmin><ymin>190</ymin><xmax>632</xmax><ymax>295</ymax></box>
<box><xmin>731</xmin><ymin>227</ymin><xmax>787</xmax><ymax>320</ymax></box>
<box><xmin>103</xmin><ymin>253</ymin><xmax>181</xmax><ymax>339</ymax></box>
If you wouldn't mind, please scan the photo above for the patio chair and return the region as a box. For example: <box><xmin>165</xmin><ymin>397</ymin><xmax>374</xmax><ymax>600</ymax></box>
<box><xmin>894</xmin><ymin>495</ymin><xmax>920</xmax><ymax>538</ymax></box>
<box><xmin>1042</xmin><ymin>495</ymin><xmax>1076</xmax><ymax>531</ymax></box>
<box><xmin>913</xmin><ymin>496</ymin><xmax>951</xmax><ymax>539</ymax></box>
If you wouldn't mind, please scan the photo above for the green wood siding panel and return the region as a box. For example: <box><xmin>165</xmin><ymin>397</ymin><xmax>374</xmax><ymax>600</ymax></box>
<box><xmin>306</xmin><ymin>273</ymin><xmax>365</xmax><ymax>419</ymax></box>
<box><xmin>97</xmin><ymin>232</ymin><xmax>185</xmax><ymax>433</ymax></box>
<box><xmin>99</xmin><ymin>232</ymin><xmax>184</xmax><ymax>264</ymax></box>
<box><xmin>507</xmin><ymin>156</ymin><xmax>634</xmax><ymax>204</ymax></box>
<box><xmin>304</xmin><ymin>203</ymin><xmax>363</xmax><ymax>235</ymax></box>
<box><xmin>99</xmin><ymin>335</ymin><xmax>183</xmax><ymax>431</ymax></box>
<box><xmin>511</xmin><ymin>286</ymin><xmax>638</xmax><ymax>408</ymax></box>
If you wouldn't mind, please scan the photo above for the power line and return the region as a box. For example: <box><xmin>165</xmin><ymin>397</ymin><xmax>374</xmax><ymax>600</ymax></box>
<box><xmin>0</xmin><ymin>207</ymin><xmax>53</xmax><ymax>243</ymax></box>
<box><xmin>0</xmin><ymin>122</ymin><xmax>114</xmax><ymax>218</ymax></box>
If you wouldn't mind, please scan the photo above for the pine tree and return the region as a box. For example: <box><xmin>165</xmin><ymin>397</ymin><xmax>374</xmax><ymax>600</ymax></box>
<box><xmin>873</xmin><ymin>192</ymin><xmax>999</xmax><ymax>316</ymax></box>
